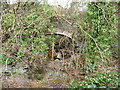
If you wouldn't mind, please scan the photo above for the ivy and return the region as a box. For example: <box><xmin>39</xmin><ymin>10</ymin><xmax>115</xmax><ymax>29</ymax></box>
<box><xmin>71</xmin><ymin>71</ymin><xmax>119</xmax><ymax>88</ymax></box>
<box><xmin>1</xmin><ymin>2</ymin><xmax>57</xmax><ymax>64</ymax></box>
<box><xmin>82</xmin><ymin>2</ymin><xmax>118</xmax><ymax>73</ymax></box>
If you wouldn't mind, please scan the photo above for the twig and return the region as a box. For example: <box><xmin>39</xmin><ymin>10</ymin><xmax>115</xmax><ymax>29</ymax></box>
<box><xmin>94</xmin><ymin>4</ymin><xmax>110</xmax><ymax>24</ymax></box>
<box><xmin>5</xmin><ymin>6</ymin><xmax>105</xmax><ymax>63</ymax></box>
<box><xmin>5</xmin><ymin>58</ymin><xmax>8</xmax><ymax>71</ymax></box>
<box><xmin>54</xmin><ymin>14</ymin><xmax>104</xmax><ymax>61</ymax></box>
<box><xmin>78</xmin><ymin>25</ymin><xmax>104</xmax><ymax>61</ymax></box>
<box><xmin>54</xmin><ymin>14</ymin><xmax>73</xmax><ymax>25</ymax></box>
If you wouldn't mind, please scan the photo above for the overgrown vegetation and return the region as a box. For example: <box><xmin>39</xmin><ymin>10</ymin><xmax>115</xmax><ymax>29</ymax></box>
<box><xmin>1</xmin><ymin>2</ymin><xmax>119</xmax><ymax>88</ymax></box>
<box><xmin>1</xmin><ymin>2</ymin><xmax>58</xmax><ymax>65</ymax></box>
<box><xmin>70</xmin><ymin>2</ymin><xmax>119</xmax><ymax>88</ymax></box>
<box><xmin>79</xmin><ymin>2</ymin><xmax>118</xmax><ymax>73</ymax></box>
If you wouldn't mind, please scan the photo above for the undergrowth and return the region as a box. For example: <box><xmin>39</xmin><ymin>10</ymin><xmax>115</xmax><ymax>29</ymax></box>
<box><xmin>71</xmin><ymin>71</ymin><xmax>119</xmax><ymax>88</ymax></box>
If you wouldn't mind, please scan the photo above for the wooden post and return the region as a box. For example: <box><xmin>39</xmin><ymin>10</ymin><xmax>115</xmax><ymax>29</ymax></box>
<box><xmin>51</xmin><ymin>42</ymin><xmax>55</xmax><ymax>60</ymax></box>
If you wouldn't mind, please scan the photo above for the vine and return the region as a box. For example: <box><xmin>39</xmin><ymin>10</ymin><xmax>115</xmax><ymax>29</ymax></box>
<box><xmin>83</xmin><ymin>2</ymin><xmax>118</xmax><ymax>73</ymax></box>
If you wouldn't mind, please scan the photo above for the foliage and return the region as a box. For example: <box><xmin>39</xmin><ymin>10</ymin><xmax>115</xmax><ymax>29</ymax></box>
<box><xmin>1</xmin><ymin>2</ymin><xmax>118</xmax><ymax>88</ymax></box>
<box><xmin>1</xmin><ymin>2</ymin><xmax>57</xmax><ymax>64</ymax></box>
<box><xmin>71</xmin><ymin>71</ymin><xmax>119</xmax><ymax>88</ymax></box>
<box><xmin>80</xmin><ymin>2</ymin><xmax>118</xmax><ymax>73</ymax></box>
<box><xmin>69</xmin><ymin>2</ymin><xmax>119</xmax><ymax>88</ymax></box>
